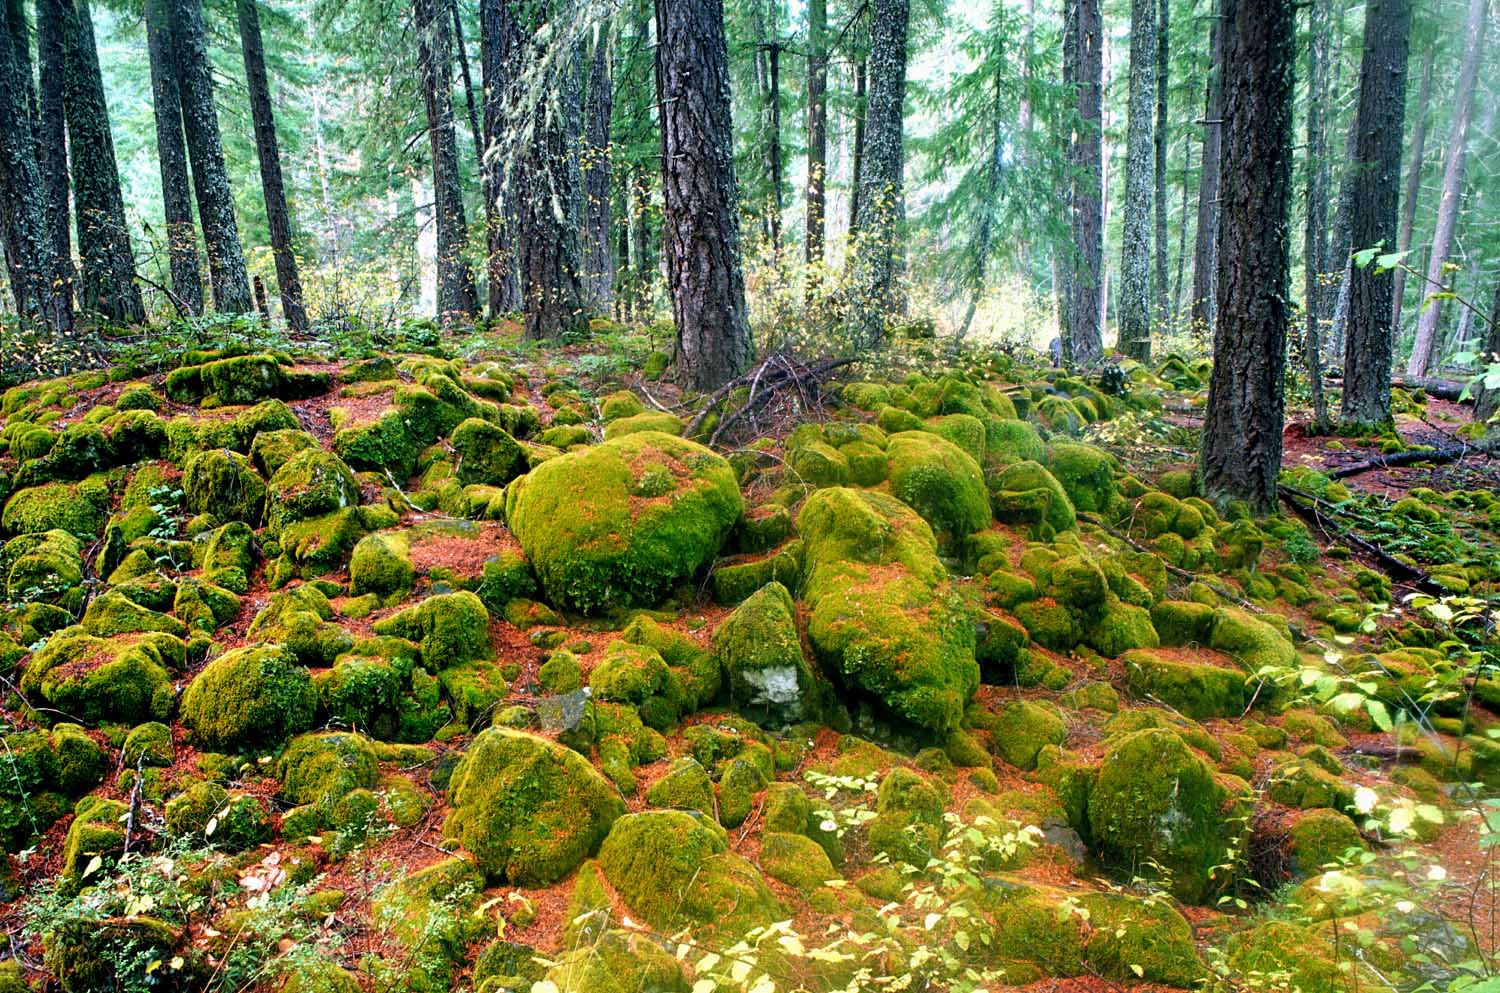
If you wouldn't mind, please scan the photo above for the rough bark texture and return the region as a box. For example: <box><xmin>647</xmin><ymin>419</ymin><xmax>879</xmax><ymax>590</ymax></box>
<box><xmin>1152</xmin><ymin>0</ymin><xmax>1168</xmax><ymax>324</ymax></box>
<box><xmin>238</xmin><ymin>0</ymin><xmax>307</xmax><ymax>331</ymax></box>
<box><xmin>1119</xmin><ymin>0</ymin><xmax>1157</xmax><ymax>361</ymax></box>
<box><xmin>582</xmin><ymin>26</ymin><xmax>614</xmax><ymax>309</ymax></box>
<box><xmin>449</xmin><ymin>0</ymin><xmax>484</xmax><ymax>165</ymax></box>
<box><xmin>656</xmin><ymin>0</ymin><xmax>752</xmax><ymax>388</ymax></box>
<box><xmin>849</xmin><ymin>57</ymin><xmax>866</xmax><ymax>236</ymax></box>
<box><xmin>35</xmin><ymin>0</ymin><xmax>75</xmax><ymax>307</ymax></box>
<box><xmin>478</xmin><ymin>0</ymin><xmax>521</xmax><ymax>316</ymax></box>
<box><xmin>1063</xmin><ymin>0</ymin><xmax>1103</xmax><ymax>363</ymax></box>
<box><xmin>59</xmin><ymin>0</ymin><xmax>144</xmax><ymax>323</ymax></box>
<box><xmin>1390</xmin><ymin>50</ymin><xmax>1433</xmax><ymax>337</ymax></box>
<box><xmin>144</xmin><ymin>0</ymin><xmax>203</xmax><ymax>314</ymax></box>
<box><xmin>1341</xmin><ymin>0</ymin><xmax>1411</xmax><ymax>426</ymax></box>
<box><xmin>1198</xmin><ymin>0</ymin><xmax>1294</xmax><ymax>514</ymax></box>
<box><xmin>764</xmin><ymin>39</ymin><xmax>783</xmax><ymax>252</ymax></box>
<box><xmin>170</xmin><ymin>0</ymin><xmax>253</xmax><ymax>313</ymax></box>
<box><xmin>1188</xmin><ymin>0</ymin><xmax>1222</xmax><ymax>337</ymax></box>
<box><xmin>1406</xmin><ymin>0</ymin><xmax>1487</xmax><ymax>378</ymax></box>
<box><xmin>1303</xmin><ymin>0</ymin><xmax>1331</xmax><ymax>429</ymax></box>
<box><xmin>414</xmin><ymin>0</ymin><xmax>477</xmax><ymax>326</ymax></box>
<box><xmin>805</xmin><ymin>0</ymin><xmax>827</xmax><ymax>267</ymax></box>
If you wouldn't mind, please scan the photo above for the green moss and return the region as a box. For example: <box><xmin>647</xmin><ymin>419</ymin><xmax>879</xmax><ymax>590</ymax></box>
<box><xmin>925</xmin><ymin>413</ymin><xmax>987</xmax><ymax>462</ymax></box>
<box><xmin>537</xmin><ymin>650</ymin><xmax>583</xmax><ymax>693</ymax></box>
<box><xmin>22</xmin><ymin>630</ymin><xmax>179</xmax><ymax>726</ymax></box>
<box><xmin>788</xmin><ymin>440</ymin><xmax>851</xmax><ymax>487</ymax></box>
<box><xmin>597</xmin><ymin>809</ymin><xmax>779</xmax><ymax>935</ymax></box>
<box><xmin>1046</xmin><ymin>442</ymin><xmax>1118</xmax><ymax>514</ymax></box>
<box><xmin>2</xmin><ymin>528</ymin><xmax>84</xmax><ymax>609</ymax></box>
<box><xmin>1288</xmin><ymin>807</ymin><xmax>1365</xmax><ymax>876</ymax></box>
<box><xmin>1122</xmin><ymin>649</ymin><xmax>1246</xmax><ymax>719</ymax></box>
<box><xmin>992</xmin><ymin>700</ymin><xmax>1066</xmax><ymax>770</ymax></box>
<box><xmin>450</xmin><ymin>417</ymin><xmax>526</xmax><ymax>485</ymax></box>
<box><xmin>842</xmin><ymin>382</ymin><xmax>891</xmax><ymax>409</ymax></box>
<box><xmin>644</xmin><ymin>756</ymin><xmax>715</xmax><ymax>815</ymax></box>
<box><xmin>165</xmin><ymin>781</ymin><xmax>271</xmax><ymax>850</ymax></box>
<box><xmin>1083</xmin><ymin>600</ymin><xmax>1160</xmax><ymax>657</ymax></box>
<box><xmin>182</xmin><ymin>449</ymin><xmax>265</xmax><ymax>526</ymax></box>
<box><xmin>505</xmin><ymin>432</ymin><xmax>743</xmax><ymax>613</ymax></box>
<box><xmin>173</xmin><ymin>578</ymin><xmax>240</xmax><ymax>634</ymax></box>
<box><xmin>320</xmin><ymin>656</ymin><xmax>406</xmax><ymax>737</ymax></box>
<box><xmin>713</xmin><ymin>581</ymin><xmax>818</xmax><ymax>724</ymax></box>
<box><xmin>371</xmin><ymin>857</ymin><xmax>489</xmax><ymax>992</ymax></box>
<box><xmin>264</xmin><ymin>449</ymin><xmax>360</xmax><ymax>535</ymax></box>
<box><xmin>540</xmin><ymin>930</ymin><xmax>687</xmax><ymax>993</ymax></box>
<box><xmin>1088</xmin><ymin>728</ymin><xmax>1249</xmax><ymax>903</ymax></box>
<box><xmin>43</xmin><ymin>915</ymin><xmax>179</xmax><ymax>992</ymax></box>
<box><xmin>80</xmin><ymin>590</ymin><xmax>186</xmax><ymax>638</ymax></box>
<box><xmin>885</xmin><ymin>431</ymin><xmax>991</xmax><ymax>543</ymax></box>
<box><xmin>373</xmin><ymin>591</ymin><xmax>491</xmax><ymax>666</ymax></box>
<box><xmin>200</xmin><ymin>521</ymin><xmax>256</xmax><ymax>592</ymax></box>
<box><xmin>1226</xmin><ymin>921</ymin><xmax>1358</xmax><ymax>993</ymax></box>
<box><xmin>1266</xmin><ymin>756</ymin><xmax>1356</xmax><ymax>810</ymax></box>
<box><xmin>2</xmin><ymin>479</ymin><xmax>109</xmax><ymax>539</ymax></box>
<box><xmin>603</xmin><ymin>411</ymin><xmax>685</xmax><ymax>439</ymax></box>
<box><xmin>1014</xmin><ymin>599</ymin><xmax>1079</xmax><ymax>652</ymax></box>
<box><xmin>761</xmin><ymin>830</ymin><xmax>840</xmax><ymax>891</ymax></box>
<box><xmin>1150</xmin><ymin>599</ymin><xmax>1215</xmax><ymax>646</ymax></box>
<box><xmin>165</xmin><ymin>353</ymin><xmax>329</xmax><ymax>406</ymax></box>
<box><xmin>589</xmin><ymin>641</ymin><xmax>682</xmax><ymax>729</ymax></box>
<box><xmin>990</xmin><ymin>460</ymin><xmax>1076</xmax><ymax>533</ymax></box>
<box><xmin>248</xmin><ymin>585</ymin><xmax>354</xmax><ymax>666</ymax></box>
<box><xmin>600</xmin><ymin>390</ymin><xmax>645</xmax><ymax>421</ymax></box>
<box><xmin>1209</xmin><ymin>607</ymin><xmax>1296</xmax><ymax>671</ymax></box>
<box><xmin>619</xmin><ymin>615</ymin><xmax>722</xmax><ymax>710</ymax></box>
<box><xmin>798</xmin><ymin>488</ymin><xmax>978</xmax><ymax>733</ymax></box>
<box><xmin>710</xmin><ymin>542</ymin><xmax>802</xmax><ymax>606</ymax></box>
<box><xmin>867</xmin><ymin>767</ymin><xmax>946</xmax><ymax>866</ymax></box>
<box><xmin>278</xmin><ymin>732</ymin><xmax>381</xmax><ymax>819</ymax></box>
<box><xmin>181</xmin><ymin>644</ymin><xmax>316</xmax><ymax>751</ymax></box>
<box><xmin>349</xmin><ymin>531</ymin><xmax>415</xmax><ymax>601</ymax></box>
<box><xmin>443</xmin><ymin>727</ymin><xmax>625</xmax><ymax>884</ymax></box>
<box><xmin>122</xmin><ymin>722</ymin><xmax>173</xmax><ymax>767</ymax></box>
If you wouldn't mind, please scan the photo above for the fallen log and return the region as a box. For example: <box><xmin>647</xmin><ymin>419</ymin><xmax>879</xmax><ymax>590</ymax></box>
<box><xmin>1328</xmin><ymin>442</ymin><xmax>1476</xmax><ymax>479</ymax></box>
<box><xmin>1278</xmin><ymin>486</ymin><xmax>1446</xmax><ymax>596</ymax></box>
<box><xmin>1392</xmin><ymin>376</ymin><xmax>1472</xmax><ymax>403</ymax></box>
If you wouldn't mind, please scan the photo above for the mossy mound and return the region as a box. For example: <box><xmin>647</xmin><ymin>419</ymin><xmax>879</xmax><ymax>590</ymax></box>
<box><xmin>165</xmin><ymin>352</ymin><xmax>330</xmax><ymax>406</ymax></box>
<box><xmin>1122</xmin><ymin>649</ymin><xmax>1247</xmax><ymax>719</ymax></box>
<box><xmin>21</xmin><ymin>630</ymin><xmax>181</xmax><ymax>726</ymax></box>
<box><xmin>712</xmin><ymin>581</ymin><xmax>818</xmax><ymax>725</ymax></box>
<box><xmin>182</xmin><ymin>449</ymin><xmax>266</xmax><ymax>526</ymax></box>
<box><xmin>540</xmin><ymin>930</ymin><xmax>687</xmax><ymax>993</ymax></box>
<box><xmin>504</xmin><ymin>431</ymin><xmax>743</xmax><ymax>613</ymax></box>
<box><xmin>989</xmin><ymin>460</ymin><xmax>1076</xmax><ymax>534</ymax></box>
<box><xmin>264</xmin><ymin>449</ymin><xmax>360</xmax><ymax>534</ymax></box>
<box><xmin>2</xmin><ymin>478</ymin><xmax>110</xmax><ymax>539</ymax></box>
<box><xmin>884</xmin><ymin>431</ymin><xmax>991</xmax><ymax>543</ymax></box>
<box><xmin>247</xmin><ymin>585</ymin><xmax>354</xmax><ymax>667</ymax></box>
<box><xmin>443</xmin><ymin>727</ymin><xmax>625</xmax><ymax>885</ymax></box>
<box><xmin>372</xmin><ymin>590</ymin><xmax>491</xmax><ymax>666</ymax></box>
<box><xmin>180</xmin><ymin>644</ymin><xmax>316</xmax><ymax>752</ymax></box>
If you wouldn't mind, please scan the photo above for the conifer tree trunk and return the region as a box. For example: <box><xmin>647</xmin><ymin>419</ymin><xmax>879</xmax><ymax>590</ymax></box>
<box><xmin>1406</xmin><ymin>0</ymin><xmax>1487</xmax><ymax>379</ymax></box>
<box><xmin>764</xmin><ymin>39</ymin><xmax>783</xmax><ymax>254</ymax></box>
<box><xmin>1198</xmin><ymin>0</ymin><xmax>1294</xmax><ymax>513</ymax></box>
<box><xmin>1341</xmin><ymin>0</ymin><xmax>1411</xmax><ymax>426</ymax></box>
<box><xmin>583</xmin><ymin>26</ymin><xmax>615</xmax><ymax>309</ymax></box>
<box><xmin>849</xmin><ymin>56</ymin><xmax>866</xmax><ymax>235</ymax></box>
<box><xmin>1303</xmin><ymin>0</ymin><xmax>1331</xmax><ymax>430</ymax></box>
<box><xmin>1188</xmin><ymin>0</ymin><xmax>1222</xmax><ymax>336</ymax></box>
<box><xmin>1474</xmin><ymin>279</ymin><xmax>1500</xmax><ymax>423</ymax></box>
<box><xmin>58</xmin><ymin>0</ymin><xmax>144</xmax><ymax>322</ymax></box>
<box><xmin>1119</xmin><ymin>0</ymin><xmax>1156</xmax><ymax>361</ymax></box>
<box><xmin>144</xmin><ymin>0</ymin><xmax>203</xmax><ymax>314</ymax></box>
<box><xmin>0</xmin><ymin>0</ymin><xmax>72</xmax><ymax>334</ymax></box>
<box><xmin>35</xmin><ymin>0</ymin><xmax>74</xmax><ymax>307</ymax></box>
<box><xmin>414</xmin><ymin>0</ymin><xmax>477</xmax><ymax>325</ymax></box>
<box><xmin>1390</xmin><ymin>49</ymin><xmax>1434</xmax><ymax>337</ymax></box>
<box><xmin>656</xmin><ymin>0</ymin><xmax>752</xmax><ymax>388</ymax></box>
<box><xmin>169</xmin><ymin>0</ymin><xmax>253</xmax><ymax>313</ymax></box>
<box><xmin>478</xmin><ymin>0</ymin><xmax>520</xmax><ymax>316</ymax></box>
<box><xmin>1064</xmin><ymin>0</ymin><xmax>1103</xmax><ymax>362</ymax></box>
<box><xmin>805</xmin><ymin>0</ymin><xmax>827</xmax><ymax>268</ymax></box>
<box><xmin>1152</xmin><ymin>0</ymin><xmax>1168</xmax><ymax>324</ymax></box>
<box><xmin>238</xmin><ymin>0</ymin><xmax>308</xmax><ymax>331</ymax></box>
<box><xmin>448</xmin><ymin>0</ymin><xmax>484</xmax><ymax>165</ymax></box>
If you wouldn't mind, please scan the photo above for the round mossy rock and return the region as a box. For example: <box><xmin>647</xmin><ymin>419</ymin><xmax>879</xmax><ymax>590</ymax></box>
<box><xmin>180</xmin><ymin>644</ymin><xmax>316</xmax><ymax>752</ymax></box>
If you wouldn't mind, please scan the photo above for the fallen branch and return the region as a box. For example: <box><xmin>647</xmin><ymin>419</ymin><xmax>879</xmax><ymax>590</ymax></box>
<box><xmin>1277</xmin><ymin>486</ymin><xmax>1446</xmax><ymax>595</ymax></box>
<box><xmin>1327</xmin><ymin>443</ymin><xmax>1475</xmax><ymax>480</ymax></box>
<box><xmin>685</xmin><ymin>352</ymin><xmax>855</xmax><ymax>443</ymax></box>
<box><xmin>1392</xmin><ymin>376</ymin><xmax>1471</xmax><ymax>403</ymax></box>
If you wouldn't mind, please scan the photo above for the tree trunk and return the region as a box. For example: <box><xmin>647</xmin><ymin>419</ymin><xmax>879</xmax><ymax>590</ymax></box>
<box><xmin>765</xmin><ymin>39</ymin><xmax>782</xmax><ymax>254</ymax></box>
<box><xmin>1119</xmin><ymin>0</ymin><xmax>1156</xmax><ymax>361</ymax></box>
<box><xmin>448</xmin><ymin>0</ymin><xmax>484</xmax><ymax>166</ymax></box>
<box><xmin>1188</xmin><ymin>0</ymin><xmax>1222</xmax><ymax>337</ymax></box>
<box><xmin>58</xmin><ymin>0</ymin><xmax>144</xmax><ymax>323</ymax></box>
<box><xmin>1303</xmin><ymin>0</ymin><xmax>1331</xmax><ymax>430</ymax></box>
<box><xmin>849</xmin><ymin>56</ymin><xmax>866</xmax><ymax>236</ymax></box>
<box><xmin>1340</xmin><ymin>0</ymin><xmax>1411</xmax><ymax>426</ymax></box>
<box><xmin>1173</xmin><ymin>129</ymin><xmax>1191</xmax><ymax>311</ymax></box>
<box><xmin>805</xmin><ymin>0</ymin><xmax>827</xmax><ymax>268</ymax></box>
<box><xmin>237</xmin><ymin>0</ymin><xmax>307</xmax><ymax>331</ymax></box>
<box><xmin>169</xmin><ymin>0</ymin><xmax>252</xmax><ymax>314</ymax></box>
<box><xmin>656</xmin><ymin>0</ymin><xmax>752</xmax><ymax>388</ymax></box>
<box><xmin>478</xmin><ymin>0</ymin><xmax>520</xmax><ymax>316</ymax></box>
<box><xmin>630</xmin><ymin>166</ymin><xmax>654</xmax><ymax>318</ymax></box>
<box><xmin>1064</xmin><ymin>0</ymin><xmax>1104</xmax><ymax>362</ymax></box>
<box><xmin>1474</xmin><ymin>279</ymin><xmax>1500</xmax><ymax>422</ymax></box>
<box><xmin>1390</xmin><ymin>48</ymin><xmax>1434</xmax><ymax>337</ymax></box>
<box><xmin>414</xmin><ymin>0</ymin><xmax>476</xmax><ymax>326</ymax></box>
<box><xmin>1406</xmin><ymin>0</ymin><xmax>1486</xmax><ymax>379</ymax></box>
<box><xmin>35</xmin><ymin>0</ymin><xmax>75</xmax><ymax>310</ymax></box>
<box><xmin>583</xmin><ymin>25</ymin><xmax>614</xmax><ymax>309</ymax></box>
<box><xmin>1198</xmin><ymin>0</ymin><xmax>1294</xmax><ymax>513</ymax></box>
<box><xmin>144</xmin><ymin>0</ymin><xmax>202</xmax><ymax>314</ymax></box>
<box><xmin>1153</xmin><ymin>0</ymin><xmax>1168</xmax><ymax>324</ymax></box>
<box><xmin>848</xmin><ymin>0</ymin><xmax>909</xmax><ymax>348</ymax></box>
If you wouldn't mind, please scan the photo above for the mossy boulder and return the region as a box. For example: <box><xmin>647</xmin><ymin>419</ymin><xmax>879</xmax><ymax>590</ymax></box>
<box><xmin>1045</xmin><ymin>442</ymin><xmax>1118</xmax><ymax>514</ymax></box>
<box><xmin>278</xmin><ymin>731</ymin><xmax>382</xmax><ymax>818</ymax></box>
<box><xmin>597</xmin><ymin>809</ymin><xmax>779</xmax><ymax>935</ymax></box>
<box><xmin>1209</xmin><ymin>607</ymin><xmax>1296</xmax><ymax>671</ymax></box>
<box><xmin>444</xmin><ymin>727</ymin><xmax>625</xmax><ymax>885</ymax></box>
<box><xmin>1088</xmin><ymin>728</ymin><xmax>1249</xmax><ymax>903</ymax></box>
<box><xmin>992</xmin><ymin>700</ymin><xmax>1066</xmax><ymax>770</ymax></box>
<box><xmin>504</xmin><ymin>432</ymin><xmax>743</xmax><ymax>613</ymax></box>
<box><xmin>885</xmin><ymin>431</ymin><xmax>991</xmax><ymax>543</ymax></box>
<box><xmin>797</xmin><ymin>487</ymin><xmax>978</xmax><ymax>732</ymax></box>
<box><xmin>867</xmin><ymin>766</ymin><xmax>946</xmax><ymax>866</ymax></box>
<box><xmin>371</xmin><ymin>856</ymin><xmax>489</xmax><ymax>992</ymax></box>
<box><xmin>80</xmin><ymin>590</ymin><xmax>187</xmax><ymax>638</ymax></box>
<box><xmin>760</xmin><ymin>830</ymin><xmax>840</xmax><ymax>891</ymax></box>
<box><xmin>2</xmin><ymin>478</ymin><xmax>109</xmax><ymax>539</ymax></box>
<box><xmin>2</xmin><ymin>528</ymin><xmax>85</xmax><ymax>609</ymax></box>
<box><xmin>180</xmin><ymin>644</ymin><xmax>316</xmax><ymax>751</ymax></box>
<box><xmin>540</xmin><ymin>931</ymin><xmax>687</xmax><ymax>993</ymax></box>
<box><xmin>450</xmin><ymin>418</ymin><xmax>526</xmax><ymax>485</ymax></box>
<box><xmin>21</xmin><ymin>630</ymin><xmax>180</xmax><ymax>726</ymax></box>
<box><xmin>182</xmin><ymin>449</ymin><xmax>266</xmax><ymax>526</ymax></box>
<box><xmin>43</xmin><ymin>915</ymin><xmax>180</xmax><ymax>993</ymax></box>
<box><xmin>990</xmin><ymin>461</ymin><xmax>1076</xmax><ymax>533</ymax></box>
<box><xmin>603</xmin><ymin>411</ymin><xmax>685</xmax><ymax>439</ymax></box>
<box><xmin>372</xmin><ymin>591</ymin><xmax>491</xmax><ymax>666</ymax></box>
<box><xmin>247</xmin><ymin>585</ymin><xmax>354</xmax><ymax>667</ymax></box>
<box><xmin>165</xmin><ymin>353</ymin><xmax>329</xmax><ymax>406</ymax></box>
<box><xmin>712</xmin><ymin>581</ymin><xmax>819</xmax><ymax>725</ymax></box>
<box><xmin>588</xmin><ymin>641</ymin><xmax>682</xmax><ymax>729</ymax></box>
<box><xmin>264</xmin><ymin>449</ymin><xmax>360</xmax><ymax>534</ymax></box>
<box><xmin>1288</xmin><ymin>808</ymin><xmax>1366</xmax><ymax>875</ymax></box>
<box><xmin>1123</xmin><ymin>649</ymin><xmax>1246</xmax><ymax>719</ymax></box>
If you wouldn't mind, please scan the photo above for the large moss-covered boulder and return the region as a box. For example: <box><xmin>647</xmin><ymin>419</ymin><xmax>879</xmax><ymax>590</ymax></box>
<box><xmin>597</xmin><ymin>809</ymin><xmax>779</xmax><ymax>936</ymax></box>
<box><xmin>1</xmin><ymin>529</ymin><xmax>85</xmax><ymax>610</ymax></box>
<box><xmin>182</xmin><ymin>449</ymin><xmax>266</xmax><ymax>525</ymax></box>
<box><xmin>21</xmin><ymin>630</ymin><xmax>181</xmax><ymax>726</ymax></box>
<box><xmin>444</xmin><ymin>727</ymin><xmax>625</xmax><ymax>885</ymax></box>
<box><xmin>1088</xmin><ymin>728</ymin><xmax>1249</xmax><ymax>903</ymax></box>
<box><xmin>504</xmin><ymin>431</ymin><xmax>742</xmax><ymax>613</ymax></box>
<box><xmin>265</xmin><ymin>449</ymin><xmax>360</xmax><ymax>534</ymax></box>
<box><xmin>797</xmin><ymin>487</ymin><xmax>978</xmax><ymax>732</ymax></box>
<box><xmin>989</xmin><ymin>460</ymin><xmax>1076</xmax><ymax>534</ymax></box>
<box><xmin>450</xmin><ymin>418</ymin><xmax>526</xmax><ymax>485</ymax></box>
<box><xmin>1209</xmin><ymin>607</ymin><xmax>1297</xmax><ymax>671</ymax></box>
<box><xmin>372</xmin><ymin>590</ymin><xmax>490</xmax><ymax>666</ymax></box>
<box><xmin>2</xmin><ymin>478</ymin><xmax>109</xmax><ymax>539</ymax></box>
<box><xmin>165</xmin><ymin>353</ymin><xmax>330</xmax><ymax>406</ymax></box>
<box><xmin>885</xmin><ymin>431</ymin><xmax>991</xmax><ymax>543</ymax></box>
<box><xmin>1123</xmin><ymin>649</ymin><xmax>1246</xmax><ymax>719</ymax></box>
<box><xmin>247</xmin><ymin>585</ymin><xmax>354</xmax><ymax>667</ymax></box>
<box><xmin>712</xmin><ymin>581</ymin><xmax>819</xmax><ymax>725</ymax></box>
<box><xmin>1045</xmin><ymin>442</ymin><xmax>1118</xmax><ymax>515</ymax></box>
<box><xmin>180</xmin><ymin>644</ymin><xmax>316</xmax><ymax>751</ymax></box>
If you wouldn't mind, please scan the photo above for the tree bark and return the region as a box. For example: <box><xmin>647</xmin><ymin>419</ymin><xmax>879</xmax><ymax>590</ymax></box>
<box><xmin>1341</xmin><ymin>0</ymin><xmax>1411</xmax><ymax>426</ymax></box>
<box><xmin>478</xmin><ymin>0</ymin><xmax>521</xmax><ymax>315</ymax></box>
<box><xmin>1474</xmin><ymin>279</ymin><xmax>1500</xmax><ymax>423</ymax></box>
<box><xmin>448</xmin><ymin>0</ymin><xmax>484</xmax><ymax>166</ymax></box>
<box><xmin>656</xmin><ymin>0</ymin><xmax>752</xmax><ymax>388</ymax></box>
<box><xmin>1406</xmin><ymin>0</ymin><xmax>1487</xmax><ymax>379</ymax></box>
<box><xmin>58</xmin><ymin>0</ymin><xmax>144</xmax><ymax>323</ymax></box>
<box><xmin>583</xmin><ymin>24</ymin><xmax>614</xmax><ymax>309</ymax></box>
<box><xmin>35</xmin><ymin>0</ymin><xmax>74</xmax><ymax>309</ymax></box>
<box><xmin>848</xmin><ymin>0</ymin><xmax>909</xmax><ymax>347</ymax></box>
<box><xmin>414</xmin><ymin>0</ymin><xmax>477</xmax><ymax>326</ymax></box>
<box><xmin>144</xmin><ymin>0</ymin><xmax>202</xmax><ymax>314</ymax></box>
<box><xmin>1188</xmin><ymin>0</ymin><xmax>1222</xmax><ymax>337</ymax></box>
<box><xmin>237</xmin><ymin>0</ymin><xmax>308</xmax><ymax>331</ymax></box>
<box><xmin>1390</xmin><ymin>48</ymin><xmax>1434</xmax><ymax>337</ymax></box>
<box><xmin>1153</xmin><ymin>0</ymin><xmax>1169</xmax><ymax>324</ymax></box>
<box><xmin>1119</xmin><ymin>0</ymin><xmax>1156</xmax><ymax>361</ymax></box>
<box><xmin>1063</xmin><ymin>0</ymin><xmax>1104</xmax><ymax>363</ymax></box>
<box><xmin>849</xmin><ymin>56</ymin><xmax>866</xmax><ymax>236</ymax></box>
<box><xmin>1303</xmin><ymin>0</ymin><xmax>1331</xmax><ymax>430</ymax></box>
<box><xmin>169</xmin><ymin>0</ymin><xmax>253</xmax><ymax>313</ymax></box>
<box><xmin>764</xmin><ymin>39</ymin><xmax>782</xmax><ymax>254</ymax></box>
<box><xmin>1198</xmin><ymin>0</ymin><xmax>1295</xmax><ymax>514</ymax></box>
<box><xmin>805</xmin><ymin>0</ymin><xmax>827</xmax><ymax>268</ymax></box>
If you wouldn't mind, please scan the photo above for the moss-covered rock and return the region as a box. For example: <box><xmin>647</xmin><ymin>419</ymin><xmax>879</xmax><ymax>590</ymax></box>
<box><xmin>21</xmin><ymin>630</ymin><xmax>180</xmax><ymax>726</ymax></box>
<box><xmin>372</xmin><ymin>590</ymin><xmax>491</xmax><ymax>666</ymax></box>
<box><xmin>182</xmin><ymin>449</ymin><xmax>265</xmax><ymax>526</ymax></box>
<box><xmin>597</xmin><ymin>809</ymin><xmax>779</xmax><ymax>935</ymax></box>
<box><xmin>1288</xmin><ymin>807</ymin><xmax>1366</xmax><ymax>876</ymax></box>
<box><xmin>992</xmin><ymin>699</ymin><xmax>1066</xmax><ymax>770</ymax></box>
<box><xmin>603</xmin><ymin>411</ymin><xmax>685</xmax><ymax>439</ymax></box>
<box><xmin>588</xmin><ymin>641</ymin><xmax>682</xmax><ymax>730</ymax></box>
<box><xmin>43</xmin><ymin>914</ymin><xmax>180</xmax><ymax>993</ymax></box>
<box><xmin>181</xmin><ymin>644</ymin><xmax>316</xmax><ymax>751</ymax></box>
<box><xmin>278</xmin><ymin>731</ymin><xmax>382</xmax><ymax>819</ymax></box>
<box><xmin>505</xmin><ymin>432</ymin><xmax>742</xmax><ymax>613</ymax></box>
<box><xmin>247</xmin><ymin>585</ymin><xmax>354</xmax><ymax>667</ymax></box>
<box><xmin>885</xmin><ymin>431</ymin><xmax>991</xmax><ymax>543</ymax></box>
<box><xmin>444</xmin><ymin>727</ymin><xmax>625</xmax><ymax>884</ymax></box>
<box><xmin>1123</xmin><ymin>649</ymin><xmax>1246</xmax><ymax>719</ymax></box>
<box><xmin>540</xmin><ymin>930</ymin><xmax>687</xmax><ymax>993</ymax></box>
<box><xmin>165</xmin><ymin>353</ymin><xmax>329</xmax><ymax>406</ymax></box>
<box><xmin>264</xmin><ymin>449</ymin><xmax>360</xmax><ymax>534</ymax></box>
<box><xmin>2</xmin><ymin>478</ymin><xmax>109</xmax><ymax>539</ymax></box>
<box><xmin>798</xmin><ymin>487</ymin><xmax>978</xmax><ymax>733</ymax></box>
<box><xmin>712</xmin><ymin>581</ymin><xmax>819</xmax><ymax>725</ymax></box>
<box><xmin>1209</xmin><ymin>607</ymin><xmax>1296</xmax><ymax>670</ymax></box>
<box><xmin>371</xmin><ymin>856</ymin><xmax>489</xmax><ymax>992</ymax></box>
<box><xmin>644</xmin><ymin>756</ymin><xmax>716</xmax><ymax>815</ymax></box>
<box><xmin>989</xmin><ymin>461</ymin><xmax>1075</xmax><ymax>533</ymax></box>
<box><xmin>2</xmin><ymin>528</ymin><xmax>85</xmax><ymax>610</ymax></box>
<box><xmin>1045</xmin><ymin>442</ymin><xmax>1118</xmax><ymax>515</ymax></box>
<box><xmin>450</xmin><ymin>417</ymin><xmax>526</xmax><ymax>485</ymax></box>
<box><xmin>867</xmin><ymin>766</ymin><xmax>946</xmax><ymax>867</ymax></box>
